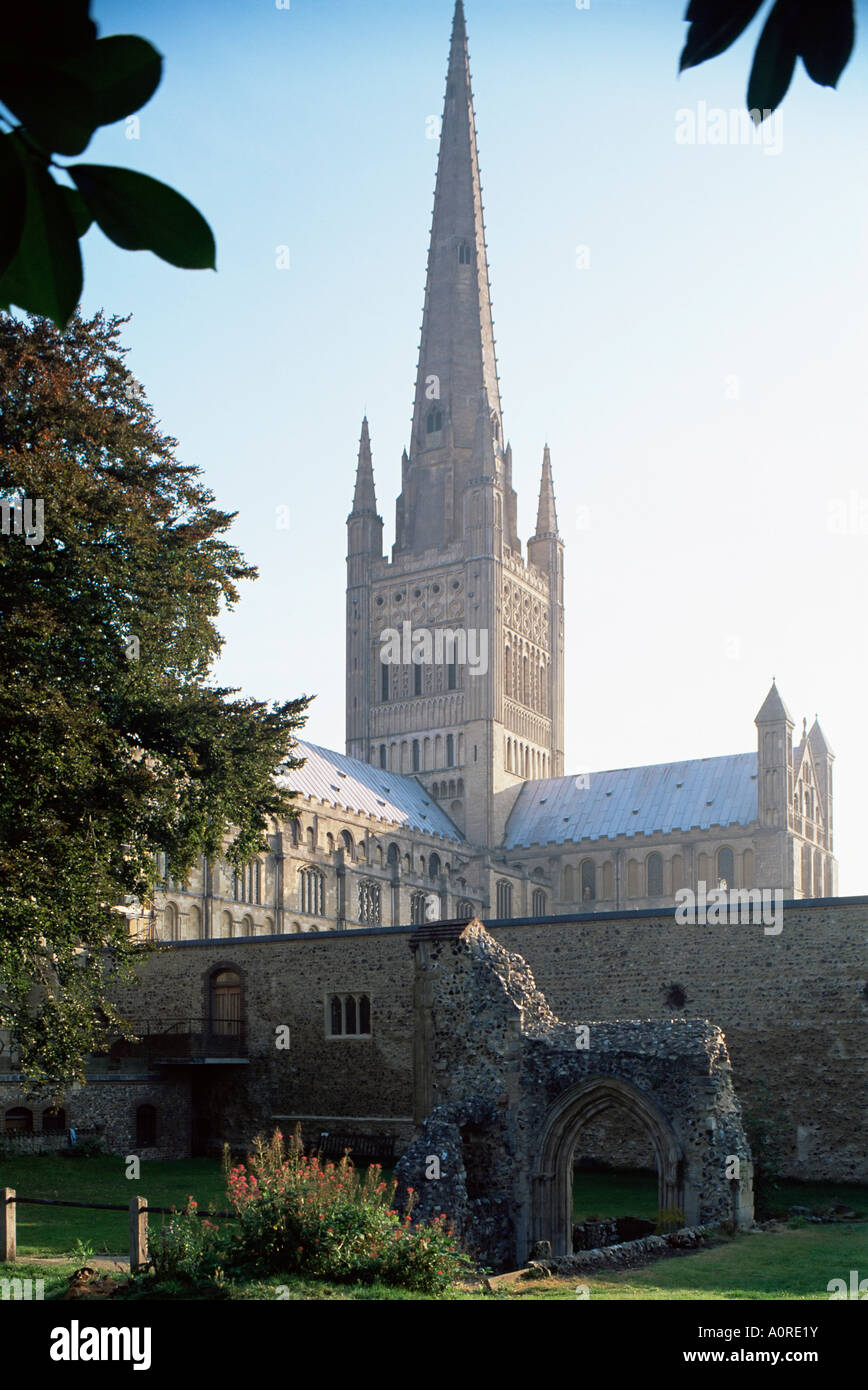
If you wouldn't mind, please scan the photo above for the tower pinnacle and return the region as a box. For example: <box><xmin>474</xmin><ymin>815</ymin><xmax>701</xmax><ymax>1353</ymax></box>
<box><xmin>351</xmin><ymin>416</ymin><xmax>377</xmax><ymax>515</ymax></box>
<box><xmin>534</xmin><ymin>444</ymin><xmax>559</xmax><ymax>538</ymax></box>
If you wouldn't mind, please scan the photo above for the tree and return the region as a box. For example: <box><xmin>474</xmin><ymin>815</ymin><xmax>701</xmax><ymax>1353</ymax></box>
<box><xmin>0</xmin><ymin>310</ymin><xmax>310</xmax><ymax>1090</ymax></box>
<box><xmin>679</xmin><ymin>0</ymin><xmax>855</xmax><ymax>119</ymax></box>
<box><xmin>0</xmin><ymin>1</ymin><xmax>215</xmax><ymax>329</ymax></box>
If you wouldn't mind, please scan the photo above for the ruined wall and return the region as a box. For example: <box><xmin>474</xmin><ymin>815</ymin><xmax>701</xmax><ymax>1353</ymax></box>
<box><xmin>492</xmin><ymin>898</ymin><xmax>867</xmax><ymax>1181</ymax></box>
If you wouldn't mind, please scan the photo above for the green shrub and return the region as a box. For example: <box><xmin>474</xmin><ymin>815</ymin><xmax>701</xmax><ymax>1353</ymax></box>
<box><xmin>151</xmin><ymin>1197</ymin><xmax>228</xmax><ymax>1282</ymax></box>
<box><xmin>225</xmin><ymin>1127</ymin><xmax>473</xmax><ymax>1294</ymax></box>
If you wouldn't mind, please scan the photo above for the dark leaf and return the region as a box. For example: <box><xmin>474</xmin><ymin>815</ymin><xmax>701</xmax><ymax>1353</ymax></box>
<box><xmin>679</xmin><ymin>0</ymin><xmax>766</xmax><ymax>72</ymax></box>
<box><xmin>3</xmin><ymin>1</ymin><xmax>96</xmax><ymax>58</ymax></box>
<box><xmin>747</xmin><ymin>0</ymin><xmax>799</xmax><ymax>117</ymax></box>
<box><xmin>795</xmin><ymin>0</ymin><xmax>854</xmax><ymax>87</ymax></box>
<box><xmin>70</xmin><ymin>164</ymin><xmax>216</xmax><ymax>270</ymax></box>
<box><xmin>61</xmin><ymin>186</ymin><xmax>93</xmax><ymax>238</ymax></box>
<box><xmin>0</xmin><ymin>150</ymin><xmax>82</xmax><ymax>326</ymax></box>
<box><xmin>0</xmin><ymin>56</ymin><xmax>98</xmax><ymax>155</ymax></box>
<box><xmin>0</xmin><ymin>133</ymin><xmax>27</xmax><ymax>279</ymax></box>
<box><xmin>62</xmin><ymin>36</ymin><xmax>163</xmax><ymax>126</ymax></box>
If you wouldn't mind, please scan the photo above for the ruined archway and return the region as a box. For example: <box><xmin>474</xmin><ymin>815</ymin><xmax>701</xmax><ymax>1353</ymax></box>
<box><xmin>533</xmin><ymin>1077</ymin><xmax>685</xmax><ymax>1258</ymax></box>
<box><xmin>399</xmin><ymin>920</ymin><xmax>753</xmax><ymax>1270</ymax></box>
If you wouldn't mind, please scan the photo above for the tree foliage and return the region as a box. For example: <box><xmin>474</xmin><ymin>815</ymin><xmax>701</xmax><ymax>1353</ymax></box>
<box><xmin>0</xmin><ymin>1</ymin><xmax>215</xmax><ymax>328</ymax></box>
<box><xmin>680</xmin><ymin>0</ymin><xmax>855</xmax><ymax>119</ymax></box>
<box><xmin>0</xmin><ymin>310</ymin><xmax>310</xmax><ymax>1090</ymax></box>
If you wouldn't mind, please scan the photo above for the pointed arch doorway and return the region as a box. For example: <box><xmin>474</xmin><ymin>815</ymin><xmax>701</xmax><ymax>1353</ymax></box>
<box><xmin>531</xmin><ymin>1077</ymin><xmax>686</xmax><ymax>1258</ymax></box>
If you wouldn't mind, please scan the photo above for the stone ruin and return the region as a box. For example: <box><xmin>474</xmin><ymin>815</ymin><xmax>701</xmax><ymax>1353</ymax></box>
<box><xmin>395</xmin><ymin>920</ymin><xmax>754</xmax><ymax>1271</ymax></box>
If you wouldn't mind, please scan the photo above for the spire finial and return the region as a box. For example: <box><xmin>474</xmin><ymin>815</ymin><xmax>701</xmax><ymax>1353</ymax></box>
<box><xmin>351</xmin><ymin>415</ymin><xmax>377</xmax><ymax>514</ymax></box>
<box><xmin>534</xmin><ymin>443</ymin><xmax>558</xmax><ymax>538</ymax></box>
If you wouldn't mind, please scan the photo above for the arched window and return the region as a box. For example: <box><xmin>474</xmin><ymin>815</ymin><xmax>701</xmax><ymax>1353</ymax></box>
<box><xmin>602</xmin><ymin>861</ymin><xmax>614</xmax><ymax>899</ymax></box>
<box><xmin>671</xmin><ymin>855</ymin><xmax>684</xmax><ymax>893</ymax></box>
<box><xmin>4</xmin><ymin>1107</ymin><xmax>32</xmax><ymax>1133</ymax></box>
<box><xmin>717</xmin><ymin>847</ymin><xmax>735</xmax><ymax>888</ymax></box>
<box><xmin>532</xmin><ymin>888</ymin><xmax>546</xmax><ymax>915</ymax></box>
<box><xmin>562</xmin><ymin>865</ymin><xmax>575</xmax><ymax>901</ymax></box>
<box><xmin>341</xmin><ymin>830</ymin><xmax>355</xmax><ymax>861</ymax></box>
<box><xmin>411</xmin><ymin>890</ymin><xmax>429</xmax><ymax>924</ymax></box>
<box><xmin>580</xmin><ymin>860</ymin><xmax>596</xmax><ymax>902</ymax></box>
<box><xmin>218</xmin><ymin>910</ymin><xmax>233</xmax><ymax>938</ymax></box>
<box><xmin>646</xmin><ymin>853</ymin><xmax>663</xmax><ymax>897</ymax></box>
<box><xmin>290</xmin><ymin>819</ymin><xmax>301</xmax><ymax>848</ymax></box>
<box><xmin>426</xmin><ymin>407</ymin><xmax>443</xmax><ymax>434</ymax></box>
<box><xmin>210</xmin><ymin>969</ymin><xmax>242</xmax><ymax>1035</ymax></box>
<box><xmin>306</xmin><ymin>826</ymin><xmax>315</xmax><ymax>850</ymax></box>
<box><xmin>379</xmin><ymin>743</ymin><xmax>387</xmax><ymax>769</ymax></box>
<box><xmin>505</xmin><ymin>645</ymin><xmax>512</xmax><ymax>699</ymax></box>
<box><xmin>446</xmin><ymin>734</ymin><xmax>454</xmax><ymax>766</ymax></box>
<box><xmin>412</xmin><ymin>739</ymin><xmax>420</xmax><ymax>771</ymax></box>
<box><xmin>742</xmin><ymin>848</ymin><xmax>754</xmax><ymax>889</ymax></box>
<box><xmin>136</xmin><ymin>1104</ymin><xmax>157</xmax><ymax>1148</ymax></box>
<box><xmin>330</xmin><ymin>995</ymin><xmax>342</xmax><ymax>1035</ymax></box>
<box><xmin>458</xmin><ymin>241</ymin><xmax>472</xmax><ymax>264</ymax></box>
<box><xmin>429</xmin><ymin>853</ymin><xmax>440</xmax><ymax>879</ymax></box>
<box><xmin>387</xmin><ymin>842</ymin><xmax>400</xmax><ymax>867</ymax></box>
<box><xmin>358</xmin><ymin>879</ymin><xmax>381</xmax><ymax>925</ymax></box>
<box><xmin>299</xmin><ymin>867</ymin><xmax>325</xmax><ymax>916</ymax></box>
<box><xmin>345</xmin><ymin>995</ymin><xmax>357</xmax><ymax>1034</ymax></box>
<box><xmin>496</xmin><ymin>879</ymin><xmax>512</xmax><ymax>918</ymax></box>
<box><xmin>254</xmin><ymin>860</ymin><xmax>262</xmax><ymax>904</ymax></box>
<box><xmin>456</xmin><ymin>898</ymin><xmax>474</xmax><ymax>918</ymax></box>
<box><xmin>163</xmin><ymin>901</ymin><xmax>178</xmax><ymax>940</ymax></box>
<box><xmin>381</xmin><ymin>661</ymin><xmax>390</xmax><ymax>702</ymax></box>
<box><xmin>326</xmin><ymin>832</ymin><xmax>334</xmax><ymax>854</ymax></box>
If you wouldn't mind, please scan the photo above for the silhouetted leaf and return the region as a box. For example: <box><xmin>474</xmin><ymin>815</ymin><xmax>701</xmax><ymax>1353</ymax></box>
<box><xmin>679</xmin><ymin>0</ymin><xmax>766</xmax><ymax>72</ymax></box>
<box><xmin>70</xmin><ymin>164</ymin><xmax>216</xmax><ymax>270</ymax></box>
<box><xmin>0</xmin><ymin>152</ymin><xmax>82</xmax><ymax>325</ymax></box>
<box><xmin>62</xmin><ymin>35</ymin><xmax>163</xmax><ymax>126</ymax></box>
<box><xmin>4</xmin><ymin>0</ymin><xmax>96</xmax><ymax>57</ymax></box>
<box><xmin>61</xmin><ymin>187</ymin><xmax>93</xmax><ymax>238</ymax></box>
<box><xmin>747</xmin><ymin>0</ymin><xmax>799</xmax><ymax>117</ymax></box>
<box><xmin>0</xmin><ymin>133</ymin><xmax>27</xmax><ymax>279</ymax></box>
<box><xmin>0</xmin><ymin>55</ymin><xmax>98</xmax><ymax>155</ymax></box>
<box><xmin>795</xmin><ymin>0</ymin><xmax>854</xmax><ymax>87</ymax></box>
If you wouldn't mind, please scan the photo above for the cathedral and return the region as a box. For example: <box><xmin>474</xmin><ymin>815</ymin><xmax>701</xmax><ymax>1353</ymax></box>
<box><xmin>150</xmin><ymin>0</ymin><xmax>836</xmax><ymax>945</ymax></box>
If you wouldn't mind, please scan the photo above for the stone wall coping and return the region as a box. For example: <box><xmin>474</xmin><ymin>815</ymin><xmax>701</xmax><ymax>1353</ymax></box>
<box><xmin>132</xmin><ymin>894</ymin><xmax>867</xmax><ymax>949</ymax></box>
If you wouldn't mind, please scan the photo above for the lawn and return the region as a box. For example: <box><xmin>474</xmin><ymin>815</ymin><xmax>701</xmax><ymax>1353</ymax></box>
<box><xmin>0</xmin><ymin>1155</ymin><xmax>227</xmax><ymax>1257</ymax></box>
<box><xmin>3</xmin><ymin>1224</ymin><xmax>866</xmax><ymax>1300</ymax></box>
<box><xmin>1</xmin><ymin>1155</ymin><xmax>865</xmax><ymax>1300</ymax></box>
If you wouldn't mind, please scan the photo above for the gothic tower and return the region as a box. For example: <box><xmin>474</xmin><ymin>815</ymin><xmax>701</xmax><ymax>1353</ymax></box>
<box><xmin>346</xmin><ymin>0</ymin><xmax>564</xmax><ymax>846</ymax></box>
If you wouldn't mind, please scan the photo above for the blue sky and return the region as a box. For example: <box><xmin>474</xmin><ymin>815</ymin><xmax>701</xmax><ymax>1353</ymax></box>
<box><xmin>82</xmin><ymin>0</ymin><xmax>867</xmax><ymax>891</ymax></box>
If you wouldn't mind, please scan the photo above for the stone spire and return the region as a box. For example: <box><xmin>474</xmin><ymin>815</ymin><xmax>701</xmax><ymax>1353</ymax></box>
<box><xmin>351</xmin><ymin>416</ymin><xmax>377</xmax><ymax>514</ymax></box>
<box><xmin>533</xmin><ymin>445</ymin><xmax>559</xmax><ymax>538</ymax></box>
<box><xmin>397</xmin><ymin>0</ymin><xmax>503</xmax><ymax>552</ymax></box>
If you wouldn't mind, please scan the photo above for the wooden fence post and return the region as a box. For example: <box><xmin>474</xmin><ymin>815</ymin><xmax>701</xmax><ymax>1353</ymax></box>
<box><xmin>129</xmin><ymin>1196</ymin><xmax>148</xmax><ymax>1274</ymax></box>
<box><xmin>1</xmin><ymin>1189</ymin><xmax>15</xmax><ymax>1263</ymax></box>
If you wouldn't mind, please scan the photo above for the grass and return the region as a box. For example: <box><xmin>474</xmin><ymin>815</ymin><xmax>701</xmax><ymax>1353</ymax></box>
<box><xmin>0</xmin><ymin>1155</ymin><xmax>226</xmax><ymax>1256</ymax></box>
<box><xmin>4</xmin><ymin>1224</ymin><xmax>865</xmax><ymax>1299</ymax></box>
<box><xmin>571</xmin><ymin>1167</ymin><xmax>868</xmax><ymax>1223</ymax></box>
<box><xmin>1</xmin><ymin>1155</ymin><xmax>865</xmax><ymax>1300</ymax></box>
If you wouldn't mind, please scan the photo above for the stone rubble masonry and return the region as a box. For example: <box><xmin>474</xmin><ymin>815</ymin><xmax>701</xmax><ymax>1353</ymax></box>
<box><xmin>394</xmin><ymin>921</ymin><xmax>753</xmax><ymax>1268</ymax></box>
<box><xmin>0</xmin><ymin>900</ymin><xmax>863</xmax><ymax>1190</ymax></box>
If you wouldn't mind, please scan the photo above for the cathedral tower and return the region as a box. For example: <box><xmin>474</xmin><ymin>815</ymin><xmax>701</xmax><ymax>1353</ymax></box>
<box><xmin>346</xmin><ymin>0</ymin><xmax>564</xmax><ymax>846</ymax></box>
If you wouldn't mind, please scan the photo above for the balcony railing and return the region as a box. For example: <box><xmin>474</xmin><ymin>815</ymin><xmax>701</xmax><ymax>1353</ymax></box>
<box><xmin>103</xmin><ymin>1017</ymin><xmax>248</xmax><ymax>1063</ymax></box>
